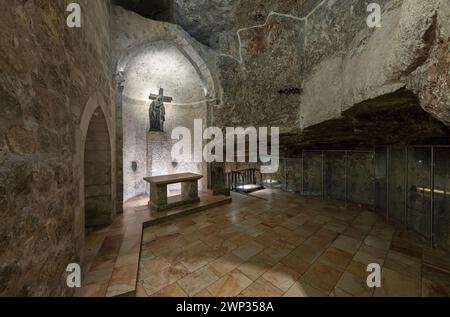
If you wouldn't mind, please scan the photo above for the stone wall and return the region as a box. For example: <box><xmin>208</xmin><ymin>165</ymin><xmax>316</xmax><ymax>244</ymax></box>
<box><xmin>174</xmin><ymin>0</ymin><xmax>322</xmax><ymax>132</ymax></box>
<box><xmin>175</xmin><ymin>0</ymin><xmax>450</xmax><ymax>147</ymax></box>
<box><xmin>121</xmin><ymin>97</ymin><xmax>207</xmax><ymax>201</ymax></box>
<box><xmin>84</xmin><ymin>108</ymin><xmax>113</xmax><ymax>228</ymax></box>
<box><xmin>301</xmin><ymin>0</ymin><xmax>437</xmax><ymax>127</ymax></box>
<box><xmin>0</xmin><ymin>0</ymin><xmax>114</xmax><ymax>296</ymax></box>
<box><xmin>111</xmin><ymin>6</ymin><xmax>217</xmax><ymax>201</ymax></box>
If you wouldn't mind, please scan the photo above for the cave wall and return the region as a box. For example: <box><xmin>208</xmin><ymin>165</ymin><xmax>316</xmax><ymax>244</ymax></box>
<box><xmin>176</xmin><ymin>0</ymin><xmax>450</xmax><ymax>145</ymax></box>
<box><xmin>0</xmin><ymin>0</ymin><xmax>115</xmax><ymax>296</ymax></box>
<box><xmin>84</xmin><ymin>108</ymin><xmax>113</xmax><ymax>228</ymax></box>
<box><xmin>300</xmin><ymin>0</ymin><xmax>450</xmax><ymax>130</ymax></box>
<box><xmin>172</xmin><ymin>1</ymin><xmax>322</xmax><ymax>132</ymax></box>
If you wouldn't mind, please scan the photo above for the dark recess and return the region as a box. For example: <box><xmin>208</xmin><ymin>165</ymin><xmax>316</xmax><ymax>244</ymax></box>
<box><xmin>112</xmin><ymin>0</ymin><xmax>174</xmax><ymax>22</ymax></box>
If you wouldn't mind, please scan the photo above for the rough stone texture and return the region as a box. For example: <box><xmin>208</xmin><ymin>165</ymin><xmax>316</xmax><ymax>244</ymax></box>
<box><xmin>112</xmin><ymin>0</ymin><xmax>173</xmax><ymax>22</ymax></box>
<box><xmin>112</xmin><ymin>6</ymin><xmax>218</xmax><ymax>98</ymax></box>
<box><xmin>173</xmin><ymin>1</ymin><xmax>315</xmax><ymax>132</ymax></box>
<box><xmin>122</xmin><ymin>42</ymin><xmax>207</xmax><ymax>103</ymax></box>
<box><xmin>112</xmin><ymin>6</ymin><xmax>218</xmax><ymax>202</ymax></box>
<box><xmin>84</xmin><ymin>108</ymin><xmax>113</xmax><ymax>228</ymax></box>
<box><xmin>299</xmin><ymin>0</ymin><xmax>450</xmax><ymax>147</ymax></box>
<box><xmin>215</xmin><ymin>14</ymin><xmax>305</xmax><ymax>132</ymax></box>
<box><xmin>122</xmin><ymin>95</ymin><xmax>207</xmax><ymax>201</ymax></box>
<box><xmin>174</xmin><ymin>0</ymin><xmax>320</xmax><ymax>51</ymax></box>
<box><xmin>1</xmin><ymin>0</ymin><xmax>450</xmax><ymax>297</ymax></box>
<box><xmin>282</xmin><ymin>89</ymin><xmax>450</xmax><ymax>153</ymax></box>
<box><xmin>175</xmin><ymin>0</ymin><xmax>450</xmax><ymax>148</ymax></box>
<box><xmin>407</xmin><ymin>0</ymin><xmax>450</xmax><ymax>126</ymax></box>
<box><xmin>0</xmin><ymin>0</ymin><xmax>115</xmax><ymax>296</ymax></box>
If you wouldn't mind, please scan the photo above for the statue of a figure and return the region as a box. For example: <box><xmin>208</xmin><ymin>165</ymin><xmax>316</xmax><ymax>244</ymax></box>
<box><xmin>149</xmin><ymin>96</ymin><xmax>165</xmax><ymax>132</ymax></box>
<box><xmin>149</xmin><ymin>88</ymin><xmax>173</xmax><ymax>132</ymax></box>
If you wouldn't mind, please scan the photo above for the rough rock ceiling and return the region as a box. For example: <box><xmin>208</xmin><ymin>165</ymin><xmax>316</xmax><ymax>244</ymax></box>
<box><xmin>281</xmin><ymin>89</ymin><xmax>450</xmax><ymax>155</ymax></box>
<box><xmin>112</xmin><ymin>0</ymin><xmax>450</xmax><ymax>151</ymax></box>
<box><xmin>111</xmin><ymin>0</ymin><xmax>322</xmax><ymax>46</ymax></box>
<box><xmin>111</xmin><ymin>0</ymin><xmax>173</xmax><ymax>21</ymax></box>
<box><xmin>174</xmin><ymin>0</ymin><xmax>322</xmax><ymax>48</ymax></box>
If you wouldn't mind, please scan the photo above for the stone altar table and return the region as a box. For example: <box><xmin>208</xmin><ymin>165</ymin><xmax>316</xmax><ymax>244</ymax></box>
<box><xmin>144</xmin><ymin>173</ymin><xmax>203</xmax><ymax>212</ymax></box>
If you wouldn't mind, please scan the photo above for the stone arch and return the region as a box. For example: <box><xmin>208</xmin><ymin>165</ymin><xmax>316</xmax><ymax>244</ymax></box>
<box><xmin>115</xmin><ymin>36</ymin><xmax>218</xmax><ymax>201</ymax></box>
<box><xmin>76</xmin><ymin>93</ymin><xmax>116</xmax><ymax>244</ymax></box>
<box><xmin>84</xmin><ymin>107</ymin><xmax>113</xmax><ymax>229</ymax></box>
<box><xmin>116</xmin><ymin>39</ymin><xmax>218</xmax><ymax>101</ymax></box>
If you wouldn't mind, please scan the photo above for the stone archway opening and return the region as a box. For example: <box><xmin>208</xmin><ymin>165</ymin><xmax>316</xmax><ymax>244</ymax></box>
<box><xmin>118</xmin><ymin>40</ymin><xmax>215</xmax><ymax>203</ymax></box>
<box><xmin>84</xmin><ymin>107</ymin><xmax>113</xmax><ymax>233</ymax></box>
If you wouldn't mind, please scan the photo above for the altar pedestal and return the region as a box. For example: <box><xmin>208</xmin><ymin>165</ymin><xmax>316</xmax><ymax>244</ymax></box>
<box><xmin>144</xmin><ymin>173</ymin><xmax>203</xmax><ymax>212</ymax></box>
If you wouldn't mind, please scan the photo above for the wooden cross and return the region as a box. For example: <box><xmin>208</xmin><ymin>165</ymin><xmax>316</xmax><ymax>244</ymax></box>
<box><xmin>149</xmin><ymin>88</ymin><xmax>173</xmax><ymax>103</ymax></box>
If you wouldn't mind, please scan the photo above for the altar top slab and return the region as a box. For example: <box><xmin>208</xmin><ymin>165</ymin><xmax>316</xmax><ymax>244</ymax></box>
<box><xmin>144</xmin><ymin>173</ymin><xmax>203</xmax><ymax>185</ymax></box>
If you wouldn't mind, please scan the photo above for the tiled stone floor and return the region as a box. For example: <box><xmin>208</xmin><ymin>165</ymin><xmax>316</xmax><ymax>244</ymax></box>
<box><xmin>136</xmin><ymin>189</ymin><xmax>450</xmax><ymax>297</ymax></box>
<box><xmin>76</xmin><ymin>192</ymin><xmax>231</xmax><ymax>297</ymax></box>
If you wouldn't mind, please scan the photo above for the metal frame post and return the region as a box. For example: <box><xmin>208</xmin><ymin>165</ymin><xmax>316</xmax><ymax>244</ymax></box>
<box><xmin>321</xmin><ymin>151</ymin><xmax>325</xmax><ymax>200</ymax></box>
<box><xmin>430</xmin><ymin>146</ymin><xmax>435</xmax><ymax>248</ymax></box>
<box><xmin>284</xmin><ymin>158</ymin><xmax>288</xmax><ymax>191</ymax></box>
<box><xmin>373</xmin><ymin>147</ymin><xmax>376</xmax><ymax>211</ymax></box>
<box><xmin>301</xmin><ymin>153</ymin><xmax>304</xmax><ymax>196</ymax></box>
<box><xmin>404</xmin><ymin>146</ymin><xmax>409</xmax><ymax>232</ymax></box>
<box><xmin>386</xmin><ymin>146</ymin><xmax>390</xmax><ymax>222</ymax></box>
<box><xmin>345</xmin><ymin>150</ymin><xmax>348</xmax><ymax>203</ymax></box>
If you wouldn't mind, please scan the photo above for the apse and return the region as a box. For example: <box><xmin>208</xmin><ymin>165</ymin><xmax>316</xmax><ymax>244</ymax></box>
<box><xmin>121</xmin><ymin>42</ymin><xmax>209</xmax><ymax>202</ymax></box>
<box><xmin>122</xmin><ymin>42</ymin><xmax>207</xmax><ymax>103</ymax></box>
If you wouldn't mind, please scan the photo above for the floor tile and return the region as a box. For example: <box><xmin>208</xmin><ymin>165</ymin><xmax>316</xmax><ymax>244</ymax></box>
<box><xmin>232</xmin><ymin>241</ymin><xmax>265</xmax><ymax>260</ymax></box>
<box><xmin>237</xmin><ymin>254</ymin><xmax>273</xmax><ymax>281</ymax></box>
<box><xmin>383</xmin><ymin>250</ymin><xmax>421</xmax><ymax>279</ymax></box>
<box><xmin>209</xmin><ymin>253</ymin><xmax>244</xmax><ymax>277</ymax></box>
<box><xmin>300</xmin><ymin>262</ymin><xmax>342</xmax><ymax>294</ymax></box>
<box><xmin>332</xmin><ymin>235</ymin><xmax>362</xmax><ymax>255</ymax></box>
<box><xmin>241</xmin><ymin>278</ymin><xmax>284</xmax><ymax>297</ymax></box>
<box><xmin>336</xmin><ymin>271</ymin><xmax>373</xmax><ymax>297</ymax></box>
<box><xmin>284</xmin><ymin>281</ymin><xmax>328</xmax><ymax>297</ymax></box>
<box><xmin>373</xmin><ymin>268</ymin><xmax>421</xmax><ymax>297</ymax></box>
<box><xmin>262</xmin><ymin>264</ymin><xmax>301</xmax><ymax>292</ymax></box>
<box><xmin>318</xmin><ymin>247</ymin><xmax>353</xmax><ymax>272</ymax></box>
<box><xmin>152</xmin><ymin>283</ymin><xmax>188</xmax><ymax>297</ymax></box>
<box><xmin>178</xmin><ymin>266</ymin><xmax>220</xmax><ymax>296</ymax></box>
<box><xmin>208</xmin><ymin>269</ymin><xmax>253</xmax><ymax>297</ymax></box>
<box><xmin>142</xmin><ymin>263</ymin><xmax>190</xmax><ymax>295</ymax></box>
<box><xmin>84</xmin><ymin>189</ymin><xmax>450</xmax><ymax>298</ymax></box>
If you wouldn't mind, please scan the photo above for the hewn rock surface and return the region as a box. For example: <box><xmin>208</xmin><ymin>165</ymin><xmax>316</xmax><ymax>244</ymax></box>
<box><xmin>0</xmin><ymin>0</ymin><xmax>114</xmax><ymax>296</ymax></box>
<box><xmin>175</xmin><ymin>0</ymin><xmax>450</xmax><ymax>149</ymax></box>
<box><xmin>1</xmin><ymin>0</ymin><xmax>450</xmax><ymax>297</ymax></box>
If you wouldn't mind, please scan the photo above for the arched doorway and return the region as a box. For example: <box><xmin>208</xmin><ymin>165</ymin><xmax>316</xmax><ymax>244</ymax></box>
<box><xmin>84</xmin><ymin>107</ymin><xmax>113</xmax><ymax>231</ymax></box>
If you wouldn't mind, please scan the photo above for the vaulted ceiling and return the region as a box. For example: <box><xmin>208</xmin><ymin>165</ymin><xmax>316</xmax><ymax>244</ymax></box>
<box><xmin>111</xmin><ymin>0</ymin><xmax>323</xmax><ymax>47</ymax></box>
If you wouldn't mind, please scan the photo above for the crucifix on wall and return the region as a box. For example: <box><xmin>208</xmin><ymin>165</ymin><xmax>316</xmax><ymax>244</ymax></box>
<box><xmin>149</xmin><ymin>88</ymin><xmax>173</xmax><ymax>132</ymax></box>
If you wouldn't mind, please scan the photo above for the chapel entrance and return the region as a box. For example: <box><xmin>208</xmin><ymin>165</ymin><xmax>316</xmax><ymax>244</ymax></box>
<box><xmin>84</xmin><ymin>107</ymin><xmax>113</xmax><ymax>231</ymax></box>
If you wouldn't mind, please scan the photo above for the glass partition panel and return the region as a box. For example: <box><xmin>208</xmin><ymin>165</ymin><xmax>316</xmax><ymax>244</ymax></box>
<box><xmin>388</xmin><ymin>147</ymin><xmax>406</xmax><ymax>224</ymax></box>
<box><xmin>407</xmin><ymin>147</ymin><xmax>431</xmax><ymax>239</ymax></box>
<box><xmin>347</xmin><ymin>152</ymin><xmax>375</xmax><ymax>206</ymax></box>
<box><xmin>375</xmin><ymin>147</ymin><xmax>388</xmax><ymax>211</ymax></box>
<box><xmin>434</xmin><ymin>148</ymin><xmax>450</xmax><ymax>252</ymax></box>
<box><xmin>324</xmin><ymin>151</ymin><xmax>346</xmax><ymax>200</ymax></box>
<box><xmin>285</xmin><ymin>158</ymin><xmax>302</xmax><ymax>193</ymax></box>
<box><xmin>261</xmin><ymin>159</ymin><xmax>284</xmax><ymax>189</ymax></box>
<box><xmin>303</xmin><ymin>152</ymin><xmax>323</xmax><ymax>197</ymax></box>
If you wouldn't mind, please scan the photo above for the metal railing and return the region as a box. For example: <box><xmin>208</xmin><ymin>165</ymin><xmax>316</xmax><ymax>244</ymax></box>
<box><xmin>226</xmin><ymin>168</ymin><xmax>263</xmax><ymax>193</ymax></box>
